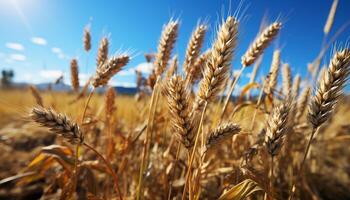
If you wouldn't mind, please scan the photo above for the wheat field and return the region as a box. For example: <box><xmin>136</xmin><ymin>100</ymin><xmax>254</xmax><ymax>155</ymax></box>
<box><xmin>1</xmin><ymin>1</ymin><xmax>350</xmax><ymax>200</ymax></box>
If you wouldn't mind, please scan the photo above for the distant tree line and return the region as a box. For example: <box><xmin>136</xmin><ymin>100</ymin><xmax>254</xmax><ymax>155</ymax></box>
<box><xmin>1</xmin><ymin>69</ymin><xmax>14</xmax><ymax>88</ymax></box>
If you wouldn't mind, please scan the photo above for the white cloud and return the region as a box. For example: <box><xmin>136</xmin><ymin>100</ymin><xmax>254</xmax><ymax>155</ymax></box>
<box><xmin>6</xmin><ymin>42</ymin><xmax>24</xmax><ymax>51</ymax></box>
<box><xmin>245</xmin><ymin>72</ymin><xmax>252</xmax><ymax>79</ymax></box>
<box><xmin>134</xmin><ymin>62</ymin><xmax>154</xmax><ymax>74</ymax></box>
<box><xmin>51</xmin><ymin>47</ymin><xmax>62</xmax><ymax>54</ymax></box>
<box><xmin>10</xmin><ymin>54</ymin><xmax>26</xmax><ymax>61</ymax></box>
<box><xmin>118</xmin><ymin>68</ymin><xmax>136</xmax><ymax>76</ymax></box>
<box><xmin>39</xmin><ymin>70</ymin><xmax>63</xmax><ymax>79</ymax></box>
<box><xmin>31</xmin><ymin>37</ymin><xmax>47</xmax><ymax>46</ymax></box>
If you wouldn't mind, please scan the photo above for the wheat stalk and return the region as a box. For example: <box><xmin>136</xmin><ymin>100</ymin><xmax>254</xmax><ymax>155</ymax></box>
<box><xmin>96</xmin><ymin>37</ymin><xmax>109</xmax><ymax>67</ymax></box>
<box><xmin>183</xmin><ymin>24</ymin><xmax>207</xmax><ymax>75</ymax></box>
<box><xmin>154</xmin><ymin>20</ymin><xmax>179</xmax><ymax>76</ymax></box>
<box><xmin>282</xmin><ymin>63</ymin><xmax>292</xmax><ymax>96</ymax></box>
<box><xmin>29</xmin><ymin>85</ymin><xmax>43</xmax><ymax>107</ymax></box>
<box><xmin>31</xmin><ymin>107</ymin><xmax>84</xmax><ymax>145</ymax></box>
<box><xmin>242</xmin><ymin>22</ymin><xmax>282</xmax><ymax>67</ymax></box>
<box><xmin>70</xmin><ymin>58</ymin><xmax>80</xmax><ymax>92</ymax></box>
<box><xmin>165</xmin><ymin>75</ymin><xmax>194</xmax><ymax>148</ymax></box>
<box><xmin>205</xmin><ymin>123</ymin><xmax>241</xmax><ymax>150</ymax></box>
<box><xmin>92</xmin><ymin>54</ymin><xmax>129</xmax><ymax>87</ymax></box>
<box><xmin>83</xmin><ymin>26</ymin><xmax>91</xmax><ymax>52</ymax></box>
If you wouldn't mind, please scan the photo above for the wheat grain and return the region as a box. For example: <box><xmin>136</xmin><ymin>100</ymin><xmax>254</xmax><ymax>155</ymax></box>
<box><xmin>31</xmin><ymin>107</ymin><xmax>84</xmax><ymax>145</ymax></box>
<box><xmin>308</xmin><ymin>48</ymin><xmax>350</xmax><ymax>129</ymax></box>
<box><xmin>241</xmin><ymin>22</ymin><xmax>282</xmax><ymax>67</ymax></box>
<box><xmin>154</xmin><ymin>20</ymin><xmax>179</xmax><ymax>76</ymax></box>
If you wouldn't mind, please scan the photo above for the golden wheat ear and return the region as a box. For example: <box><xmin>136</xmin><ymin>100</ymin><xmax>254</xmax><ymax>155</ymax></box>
<box><xmin>29</xmin><ymin>85</ymin><xmax>44</xmax><ymax>107</ymax></box>
<box><xmin>265</xmin><ymin>49</ymin><xmax>281</xmax><ymax>96</ymax></box>
<box><xmin>265</xmin><ymin>99</ymin><xmax>291</xmax><ymax>156</ymax></box>
<box><xmin>96</xmin><ymin>37</ymin><xmax>109</xmax><ymax>67</ymax></box>
<box><xmin>242</xmin><ymin>22</ymin><xmax>282</xmax><ymax>67</ymax></box>
<box><xmin>308</xmin><ymin>48</ymin><xmax>350</xmax><ymax>129</ymax></box>
<box><xmin>83</xmin><ymin>25</ymin><xmax>91</xmax><ymax>52</ymax></box>
<box><xmin>70</xmin><ymin>58</ymin><xmax>80</xmax><ymax>92</ymax></box>
<box><xmin>183</xmin><ymin>24</ymin><xmax>207</xmax><ymax>75</ymax></box>
<box><xmin>154</xmin><ymin>20</ymin><xmax>179</xmax><ymax>76</ymax></box>
<box><xmin>165</xmin><ymin>75</ymin><xmax>194</xmax><ymax>148</ymax></box>
<box><xmin>206</xmin><ymin>123</ymin><xmax>241</xmax><ymax>151</ymax></box>
<box><xmin>92</xmin><ymin>54</ymin><xmax>129</xmax><ymax>88</ymax></box>
<box><xmin>196</xmin><ymin>17</ymin><xmax>238</xmax><ymax>107</ymax></box>
<box><xmin>30</xmin><ymin>107</ymin><xmax>84</xmax><ymax>145</ymax></box>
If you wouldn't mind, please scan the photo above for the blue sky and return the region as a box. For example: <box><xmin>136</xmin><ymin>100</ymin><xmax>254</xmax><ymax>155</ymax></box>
<box><xmin>0</xmin><ymin>0</ymin><xmax>349</xmax><ymax>90</ymax></box>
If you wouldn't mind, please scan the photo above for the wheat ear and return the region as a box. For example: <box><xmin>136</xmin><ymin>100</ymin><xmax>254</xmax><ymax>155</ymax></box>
<box><xmin>183</xmin><ymin>24</ymin><xmax>207</xmax><ymax>75</ymax></box>
<box><xmin>324</xmin><ymin>0</ymin><xmax>339</xmax><ymax>35</ymax></box>
<box><xmin>242</xmin><ymin>22</ymin><xmax>282</xmax><ymax>67</ymax></box>
<box><xmin>165</xmin><ymin>75</ymin><xmax>194</xmax><ymax>148</ymax></box>
<box><xmin>194</xmin><ymin>17</ymin><xmax>238</xmax><ymax>111</ymax></box>
<box><xmin>294</xmin><ymin>87</ymin><xmax>311</xmax><ymax>124</ymax></box>
<box><xmin>105</xmin><ymin>87</ymin><xmax>116</xmax><ymax>119</ymax></box>
<box><xmin>308</xmin><ymin>48</ymin><xmax>350</xmax><ymax>129</ymax></box>
<box><xmin>96</xmin><ymin>37</ymin><xmax>109</xmax><ymax>67</ymax></box>
<box><xmin>186</xmin><ymin>50</ymin><xmax>210</xmax><ymax>85</ymax></box>
<box><xmin>31</xmin><ymin>107</ymin><xmax>84</xmax><ymax>145</ymax></box>
<box><xmin>282</xmin><ymin>63</ymin><xmax>292</xmax><ymax>96</ymax></box>
<box><xmin>166</xmin><ymin>55</ymin><xmax>178</xmax><ymax>79</ymax></box>
<box><xmin>206</xmin><ymin>123</ymin><xmax>241</xmax><ymax>150</ymax></box>
<box><xmin>265</xmin><ymin>100</ymin><xmax>291</xmax><ymax>156</ymax></box>
<box><xmin>154</xmin><ymin>20</ymin><xmax>179</xmax><ymax>76</ymax></box>
<box><xmin>265</xmin><ymin>50</ymin><xmax>281</xmax><ymax>96</ymax></box>
<box><xmin>29</xmin><ymin>85</ymin><xmax>44</xmax><ymax>107</ymax></box>
<box><xmin>92</xmin><ymin>54</ymin><xmax>129</xmax><ymax>87</ymax></box>
<box><xmin>83</xmin><ymin>26</ymin><xmax>91</xmax><ymax>52</ymax></box>
<box><xmin>70</xmin><ymin>58</ymin><xmax>80</xmax><ymax>92</ymax></box>
<box><xmin>291</xmin><ymin>74</ymin><xmax>301</xmax><ymax>98</ymax></box>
